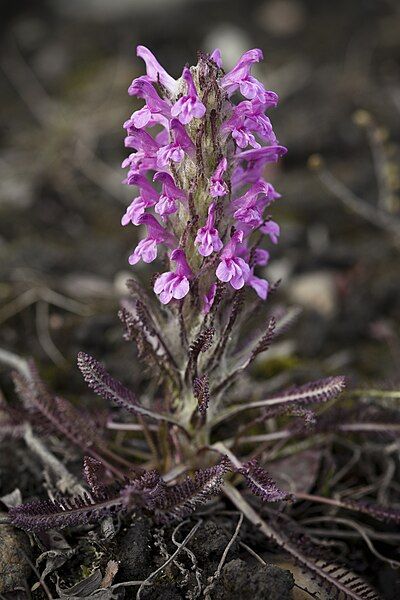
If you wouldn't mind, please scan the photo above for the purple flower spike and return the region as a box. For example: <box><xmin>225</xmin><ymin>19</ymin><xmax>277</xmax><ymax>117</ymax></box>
<box><xmin>136</xmin><ymin>45</ymin><xmax>178</xmax><ymax>95</ymax></box>
<box><xmin>216</xmin><ymin>231</ymin><xmax>251</xmax><ymax>290</ymax></box>
<box><xmin>128</xmin><ymin>214</ymin><xmax>175</xmax><ymax>265</ymax></box>
<box><xmin>123</xmin><ymin>46</ymin><xmax>286</xmax><ymax>305</ymax></box>
<box><xmin>157</xmin><ymin>119</ymin><xmax>195</xmax><ymax>168</ymax></box>
<box><xmin>260</xmin><ymin>220</ymin><xmax>280</xmax><ymax>244</ymax></box>
<box><xmin>171</xmin><ymin>67</ymin><xmax>206</xmax><ymax>125</ymax></box>
<box><xmin>195</xmin><ymin>202</ymin><xmax>223</xmax><ymax>257</ymax></box>
<box><xmin>154</xmin><ymin>249</ymin><xmax>192</xmax><ymax>304</ymax></box>
<box><xmin>153</xmin><ymin>172</ymin><xmax>186</xmax><ymax>216</ymax></box>
<box><xmin>221</xmin><ymin>49</ymin><xmax>265</xmax><ymax>101</ymax></box>
<box><xmin>210</xmin><ymin>158</ymin><xmax>228</xmax><ymax>198</ymax></box>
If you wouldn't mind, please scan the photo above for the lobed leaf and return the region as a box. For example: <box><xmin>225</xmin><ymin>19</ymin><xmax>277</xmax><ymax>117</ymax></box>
<box><xmin>239</xmin><ymin>459</ymin><xmax>291</xmax><ymax>503</ymax></box>
<box><xmin>77</xmin><ymin>352</ymin><xmax>180</xmax><ymax>426</ymax></box>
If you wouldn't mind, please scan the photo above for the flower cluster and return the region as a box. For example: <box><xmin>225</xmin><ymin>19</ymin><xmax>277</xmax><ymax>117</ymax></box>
<box><xmin>122</xmin><ymin>46</ymin><xmax>286</xmax><ymax>308</ymax></box>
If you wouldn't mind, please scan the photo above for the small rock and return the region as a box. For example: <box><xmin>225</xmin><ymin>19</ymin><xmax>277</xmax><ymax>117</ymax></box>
<box><xmin>288</xmin><ymin>270</ymin><xmax>337</xmax><ymax>318</ymax></box>
<box><xmin>187</xmin><ymin>520</ymin><xmax>238</xmax><ymax>569</ymax></box>
<box><xmin>212</xmin><ymin>558</ymin><xmax>294</xmax><ymax>600</ymax></box>
<box><xmin>115</xmin><ymin>515</ymin><xmax>153</xmax><ymax>582</ymax></box>
<box><xmin>0</xmin><ymin>522</ymin><xmax>31</xmax><ymax>593</ymax></box>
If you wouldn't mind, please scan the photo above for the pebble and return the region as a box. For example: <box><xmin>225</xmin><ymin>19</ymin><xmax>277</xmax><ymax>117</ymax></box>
<box><xmin>287</xmin><ymin>270</ymin><xmax>337</xmax><ymax>318</ymax></box>
<box><xmin>0</xmin><ymin>522</ymin><xmax>31</xmax><ymax>593</ymax></box>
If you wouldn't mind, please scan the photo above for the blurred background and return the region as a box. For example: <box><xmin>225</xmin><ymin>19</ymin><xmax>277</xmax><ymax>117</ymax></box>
<box><xmin>1</xmin><ymin>0</ymin><xmax>399</xmax><ymax>391</ymax></box>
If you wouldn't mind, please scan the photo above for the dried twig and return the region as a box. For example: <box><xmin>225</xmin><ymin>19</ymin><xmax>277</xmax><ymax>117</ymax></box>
<box><xmin>136</xmin><ymin>519</ymin><xmax>202</xmax><ymax>599</ymax></box>
<box><xmin>203</xmin><ymin>513</ymin><xmax>243</xmax><ymax>599</ymax></box>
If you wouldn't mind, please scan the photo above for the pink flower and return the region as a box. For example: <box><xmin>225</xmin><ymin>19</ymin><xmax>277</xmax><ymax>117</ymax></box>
<box><xmin>216</xmin><ymin>231</ymin><xmax>250</xmax><ymax>290</ymax></box>
<box><xmin>195</xmin><ymin>203</ymin><xmax>223</xmax><ymax>257</ymax></box>
<box><xmin>232</xmin><ymin>127</ymin><xmax>261</xmax><ymax>149</ymax></box>
<box><xmin>247</xmin><ymin>247</ymin><xmax>270</xmax><ymax>299</ymax></box>
<box><xmin>231</xmin><ymin>161</ymin><xmax>265</xmax><ymax>189</ymax></box>
<box><xmin>238</xmin><ymin>99</ymin><xmax>277</xmax><ymax>142</ymax></box>
<box><xmin>156</xmin><ymin>119</ymin><xmax>195</xmax><ymax>167</ymax></box>
<box><xmin>232</xmin><ymin>181</ymin><xmax>280</xmax><ymax>229</ymax></box>
<box><xmin>121</xmin><ymin>175</ymin><xmax>159</xmax><ymax>226</ymax></box>
<box><xmin>128</xmin><ymin>238</ymin><xmax>158</xmax><ymax>265</ymax></box>
<box><xmin>261</xmin><ymin>220</ymin><xmax>280</xmax><ymax>244</ymax></box>
<box><xmin>220</xmin><ymin>49</ymin><xmax>266</xmax><ymax>101</ymax></box>
<box><xmin>223</xmin><ymin>109</ymin><xmax>261</xmax><ymax>149</ymax></box>
<box><xmin>224</xmin><ymin>99</ymin><xmax>277</xmax><ymax>148</ymax></box>
<box><xmin>156</xmin><ymin>143</ymin><xmax>183</xmax><ymax>167</ymax></box>
<box><xmin>235</xmin><ymin>145</ymin><xmax>287</xmax><ymax>164</ymax></box>
<box><xmin>127</xmin><ymin>76</ymin><xmax>171</xmax><ymax>128</ymax></box>
<box><xmin>153</xmin><ymin>249</ymin><xmax>192</xmax><ymax>304</ymax></box>
<box><xmin>153</xmin><ymin>172</ymin><xmax>186</xmax><ymax>216</ymax></box>
<box><xmin>210</xmin><ymin>49</ymin><xmax>222</xmax><ymax>68</ymax></box>
<box><xmin>253</xmin><ymin>248</ymin><xmax>270</xmax><ymax>266</ymax></box>
<box><xmin>210</xmin><ymin>158</ymin><xmax>228</xmax><ymax>198</ymax></box>
<box><xmin>128</xmin><ymin>214</ymin><xmax>175</xmax><ymax>265</ymax></box>
<box><xmin>136</xmin><ymin>45</ymin><xmax>178</xmax><ymax>95</ymax></box>
<box><xmin>124</xmin><ymin>127</ymin><xmax>160</xmax><ymax>156</ymax></box>
<box><xmin>232</xmin><ymin>146</ymin><xmax>287</xmax><ymax>190</ymax></box>
<box><xmin>122</xmin><ymin>152</ymin><xmax>158</xmax><ymax>180</ymax></box>
<box><xmin>247</xmin><ymin>272</ymin><xmax>269</xmax><ymax>299</ymax></box>
<box><xmin>203</xmin><ymin>283</ymin><xmax>217</xmax><ymax>314</ymax></box>
<box><xmin>125</xmin><ymin>110</ymin><xmax>170</xmax><ymax>133</ymax></box>
<box><xmin>171</xmin><ymin>67</ymin><xmax>206</xmax><ymax>125</ymax></box>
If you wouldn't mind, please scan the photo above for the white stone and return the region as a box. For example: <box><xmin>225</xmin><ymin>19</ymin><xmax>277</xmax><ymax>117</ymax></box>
<box><xmin>288</xmin><ymin>271</ymin><xmax>337</xmax><ymax>318</ymax></box>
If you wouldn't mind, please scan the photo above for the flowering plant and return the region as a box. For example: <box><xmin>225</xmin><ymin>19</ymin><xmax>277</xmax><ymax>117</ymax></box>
<box><xmin>4</xmin><ymin>46</ymin><xmax>399</xmax><ymax>599</ymax></box>
<box><xmin>122</xmin><ymin>46</ymin><xmax>284</xmax><ymax>309</ymax></box>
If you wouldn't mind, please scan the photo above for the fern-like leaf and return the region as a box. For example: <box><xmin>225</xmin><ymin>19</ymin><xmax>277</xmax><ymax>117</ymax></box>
<box><xmin>239</xmin><ymin>459</ymin><xmax>291</xmax><ymax>502</ymax></box>
<box><xmin>294</xmin><ymin>559</ymin><xmax>381</xmax><ymax>600</ymax></box>
<box><xmin>83</xmin><ymin>456</ymin><xmax>108</xmax><ymax>495</ymax></box>
<box><xmin>9</xmin><ymin>492</ymin><xmax>121</xmax><ymax>531</ymax></box>
<box><xmin>13</xmin><ymin>366</ymin><xmax>105</xmax><ymax>452</ymax></box>
<box><xmin>336</xmin><ymin>497</ymin><xmax>400</xmax><ymax>524</ymax></box>
<box><xmin>10</xmin><ymin>468</ymin><xmax>167</xmax><ymax>531</ymax></box>
<box><xmin>77</xmin><ymin>352</ymin><xmax>180</xmax><ymax>426</ymax></box>
<box><xmin>188</xmin><ymin>327</ymin><xmax>215</xmax><ymax>375</ymax></box>
<box><xmin>155</xmin><ymin>458</ymin><xmax>231</xmax><ymax>522</ymax></box>
<box><xmin>193</xmin><ymin>374</ymin><xmax>210</xmax><ymax>415</ymax></box>
<box><xmin>250</xmin><ymin>316</ymin><xmax>276</xmax><ymax>361</ymax></box>
<box><xmin>214</xmin><ymin>376</ymin><xmax>346</xmax><ymax>426</ymax></box>
<box><xmin>264</xmin><ymin>376</ymin><xmax>347</xmax><ymax>408</ymax></box>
